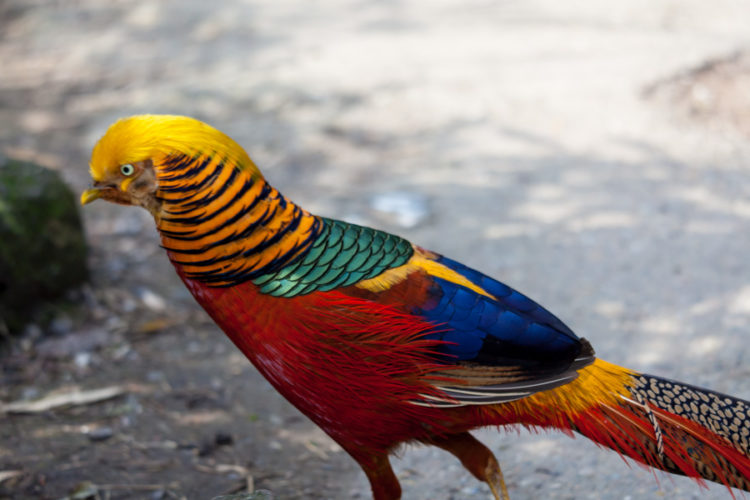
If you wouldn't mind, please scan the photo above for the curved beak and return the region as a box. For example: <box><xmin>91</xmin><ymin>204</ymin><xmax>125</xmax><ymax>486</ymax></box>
<box><xmin>80</xmin><ymin>188</ymin><xmax>102</xmax><ymax>205</ymax></box>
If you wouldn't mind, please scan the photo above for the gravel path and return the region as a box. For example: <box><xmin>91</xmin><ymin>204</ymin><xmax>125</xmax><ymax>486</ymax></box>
<box><xmin>2</xmin><ymin>1</ymin><xmax>750</xmax><ymax>499</ymax></box>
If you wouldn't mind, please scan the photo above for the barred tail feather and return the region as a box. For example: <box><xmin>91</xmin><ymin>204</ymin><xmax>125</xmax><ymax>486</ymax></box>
<box><xmin>573</xmin><ymin>373</ymin><xmax>750</xmax><ymax>492</ymax></box>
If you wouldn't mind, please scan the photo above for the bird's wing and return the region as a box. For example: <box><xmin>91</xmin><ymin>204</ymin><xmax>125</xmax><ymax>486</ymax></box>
<box><xmin>343</xmin><ymin>248</ymin><xmax>595</xmax><ymax>408</ymax></box>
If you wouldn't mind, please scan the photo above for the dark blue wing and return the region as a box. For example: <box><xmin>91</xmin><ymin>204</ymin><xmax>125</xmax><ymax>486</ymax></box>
<box><xmin>416</xmin><ymin>255</ymin><xmax>587</xmax><ymax>373</ymax></box>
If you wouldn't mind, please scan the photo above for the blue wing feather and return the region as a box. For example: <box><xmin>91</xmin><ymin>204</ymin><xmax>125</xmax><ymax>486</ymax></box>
<box><xmin>417</xmin><ymin>255</ymin><xmax>583</xmax><ymax>370</ymax></box>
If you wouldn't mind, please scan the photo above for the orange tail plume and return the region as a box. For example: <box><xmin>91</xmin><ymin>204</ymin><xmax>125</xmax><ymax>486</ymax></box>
<box><xmin>570</xmin><ymin>372</ymin><xmax>750</xmax><ymax>492</ymax></box>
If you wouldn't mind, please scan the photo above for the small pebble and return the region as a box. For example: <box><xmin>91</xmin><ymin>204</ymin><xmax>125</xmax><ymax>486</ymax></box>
<box><xmin>151</xmin><ymin>490</ymin><xmax>167</xmax><ymax>500</ymax></box>
<box><xmin>268</xmin><ymin>440</ymin><xmax>282</xmax><ymax>450</ymax></box>
<box><xmin>111</xmin><ymin>344</ymin><xmax>131</xmax><ymax>360</ymax></box>
<box><xmin>87</xmin><ymin>427</ymin><xmax>114</xmax><ymax>442</ymax></box>
<box><xmin>215</xmin><ymin>432</ymin><xmax>233</xmax><ymax>446</ymax></box>
<box><xmin>74</xmin><ymin>351</ymin><xmax>92</xmax><ymax>369</ymax></box>
<box><xmin>138</xmin><ymin>287</ymin><xmax>166</xmax><ymax>311</ymax></box>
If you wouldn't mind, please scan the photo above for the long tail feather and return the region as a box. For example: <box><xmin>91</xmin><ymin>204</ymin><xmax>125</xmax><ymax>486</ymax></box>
<box><xmin>572</xmin><ymin>372</ymin><xmax>750</xmax><ymax>492</ymax></box>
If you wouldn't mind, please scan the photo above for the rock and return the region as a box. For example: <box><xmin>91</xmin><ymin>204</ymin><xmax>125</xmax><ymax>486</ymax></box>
<box><xmin>0</xmin><ymin>158</ymin><xmax>88</xmax><ymax>334</ymax></box>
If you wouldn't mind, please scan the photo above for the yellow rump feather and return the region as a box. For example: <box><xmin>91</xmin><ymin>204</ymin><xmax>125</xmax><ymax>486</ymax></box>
<box><xmin>356</xmin><ymin>251</ymin><xmax>494</xmax><ymax>299</ymax></box>
<box><xmin>507</xmin><ymin>359</ymin><xmax>635</xmax><ymax>417</ymax></box>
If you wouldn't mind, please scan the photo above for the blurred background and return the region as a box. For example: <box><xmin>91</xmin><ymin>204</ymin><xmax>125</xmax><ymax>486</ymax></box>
<box><xmin>1</xmin><ymin>0</ymin><xmax>750</xmax><ymax>498</ymax></box>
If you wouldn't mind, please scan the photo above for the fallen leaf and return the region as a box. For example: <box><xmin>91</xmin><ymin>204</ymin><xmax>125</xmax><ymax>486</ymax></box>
<box><xmin>136</xmin><ymin>318</ymin><xmax>175</xmax><ymax>334</ymax></box>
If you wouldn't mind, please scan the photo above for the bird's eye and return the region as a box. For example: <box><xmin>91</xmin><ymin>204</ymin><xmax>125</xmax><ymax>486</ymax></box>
<box><xmin>120</xmin><ymin>164</ymin><xmax>135</xmax><ymax>176</ymax></box>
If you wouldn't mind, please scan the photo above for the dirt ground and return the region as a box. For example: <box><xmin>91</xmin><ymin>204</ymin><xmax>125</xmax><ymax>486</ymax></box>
<box><xmin>2</xmin><ymin>1</ymin><xmax>750</xmax><ymax>499</ymax></box>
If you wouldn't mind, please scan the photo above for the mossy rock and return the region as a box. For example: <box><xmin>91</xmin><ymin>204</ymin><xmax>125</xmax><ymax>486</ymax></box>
<box><xmin>0</xmin><ymin>156</ymin><xmax>88</xmax><ymax>334</ymax></box>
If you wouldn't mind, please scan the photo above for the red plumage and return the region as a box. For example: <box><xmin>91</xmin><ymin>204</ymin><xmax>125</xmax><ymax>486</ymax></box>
<box><xmin>181</xmin><ymin>273</ymin><xmax>458</xmax><ymax>450</ymax></box>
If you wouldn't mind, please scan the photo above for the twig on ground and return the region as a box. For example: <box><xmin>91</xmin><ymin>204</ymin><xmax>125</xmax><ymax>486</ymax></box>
<box><xmin>0</xmin><ymin>470</ymin><xmax>23</xmax><ymax>484</ymax></box>
<box><xmin>0</xmin><ymin>386</ymin><xmax>125</xmax><ymax>414</ymax></box>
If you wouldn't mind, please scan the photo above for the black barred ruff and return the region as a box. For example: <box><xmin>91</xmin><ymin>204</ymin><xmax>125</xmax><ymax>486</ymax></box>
<box><xmin>153</xmin><ymin>153</ymin><xmax>321</xmax><ymax>287</ymax></box>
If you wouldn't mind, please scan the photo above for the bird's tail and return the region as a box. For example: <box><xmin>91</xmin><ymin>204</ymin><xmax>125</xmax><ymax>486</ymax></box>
<box><xmin>569</xmin><ymin>369</ymin><xmax>750</xmax><ymax>492</ymax></box>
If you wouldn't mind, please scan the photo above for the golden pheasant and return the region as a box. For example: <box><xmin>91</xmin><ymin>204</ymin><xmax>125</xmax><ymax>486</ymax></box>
<box><xmin>81</xmin><ymin>115</ymin><xmax>750</xmax><ymax>499</ymax></box>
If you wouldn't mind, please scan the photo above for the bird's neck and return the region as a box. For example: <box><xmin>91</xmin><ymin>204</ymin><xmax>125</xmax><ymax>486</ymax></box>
<box><xmin>153</xmin><ymin>153</ymin><xmax>321</xmax><ymax>287</ymax></box>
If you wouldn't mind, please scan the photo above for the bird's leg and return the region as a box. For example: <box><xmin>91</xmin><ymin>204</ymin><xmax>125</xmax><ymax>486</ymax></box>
<box><xmin>426</xmin><ymin>432</ymin><xmax>510</xmax><ymax>500</ymax></box>
<box><xmin>349</xmin><ymin>449</ymin><xmax>402</xmax><ymax>500</ymax></box>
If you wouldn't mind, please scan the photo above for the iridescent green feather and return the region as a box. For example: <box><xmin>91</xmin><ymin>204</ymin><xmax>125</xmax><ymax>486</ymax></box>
<box><xmin>253</xmin><ymin>218</ymin><xmax>413</xmax><ymax>298</ymax></box>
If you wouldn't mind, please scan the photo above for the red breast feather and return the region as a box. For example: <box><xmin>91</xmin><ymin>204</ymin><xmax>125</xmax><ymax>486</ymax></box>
<box><xmin>179</xmin><ymin>274</ymin><xmax>477</xmax><ymax>454</ymax></box>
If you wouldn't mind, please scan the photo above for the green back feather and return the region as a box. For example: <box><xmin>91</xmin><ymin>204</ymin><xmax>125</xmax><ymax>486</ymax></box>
<box><xmin>252</xmin><ymin>218</ymin><xmax>413</xmax><ymax>298</ymax></box>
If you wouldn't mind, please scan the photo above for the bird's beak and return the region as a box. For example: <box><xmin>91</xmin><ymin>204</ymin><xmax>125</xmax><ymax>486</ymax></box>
<box><xmin>80</xmin><ymin>187</ymin><xmax>102</xmax><ymax>205</ymax></box>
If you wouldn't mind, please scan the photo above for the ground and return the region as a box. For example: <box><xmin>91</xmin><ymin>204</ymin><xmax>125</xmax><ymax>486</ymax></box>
<box><xmin>1</xmin><ymin>1</ymin><xmax>750</xmax><ymax>499</ymax></box>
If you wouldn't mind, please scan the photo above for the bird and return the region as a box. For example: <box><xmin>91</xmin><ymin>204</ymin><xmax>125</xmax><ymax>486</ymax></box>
<box><xmin>81</xmin><ymin>115</ymin><xmax>750</xmax><ymax>499</ymax></box>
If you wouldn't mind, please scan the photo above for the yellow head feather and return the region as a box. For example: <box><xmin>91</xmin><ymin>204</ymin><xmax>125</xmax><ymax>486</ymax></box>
<box><xmin>89</xmin><ymin>115</ymin><xmax>262</xmax><ymax>181</ymax></box>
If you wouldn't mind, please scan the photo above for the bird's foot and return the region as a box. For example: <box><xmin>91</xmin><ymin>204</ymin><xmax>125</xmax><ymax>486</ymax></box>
<box><xmin>423</xmin><ymin>432</ymin><xmax>510</xmax><ymax>500</ymax></box>
<box><xmin>484</xmin><ymin>453</ymin><xmax>510</xmax><ymax>500</ymax></box>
